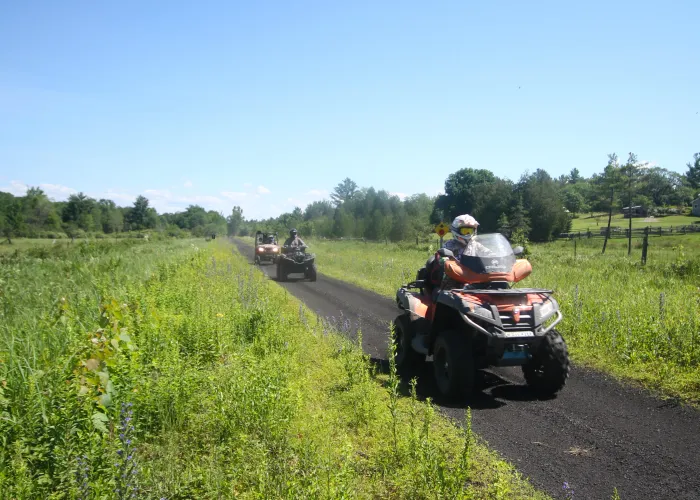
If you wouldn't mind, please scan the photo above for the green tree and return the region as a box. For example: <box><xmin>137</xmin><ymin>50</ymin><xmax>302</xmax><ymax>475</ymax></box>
<box><xmin>569</xmin><ymin>168</ymin><xmax>581</xmax><ymax>184</ymax></box>
<box><xmin>332</xmin><ymin>207</ymin><xmax>354</xmax><ymax>237</ymax></box>
<box><xmin>125</xmin><ymin>195</ymin><xmax>152</xmax><ymax>230</ymax></box>
<box><xmin>433</xmin><ymin>168</ymin><xmax>512</xmax><ymax>232</ymax></box>
<box><xmin>304</xmin><ymin>200</ymin><xmax>334</xmax><ymax>220</ymax></box>
<box><xmin>98</xmin><ymin>199</ymin><xmax>124</xmax><ymax>233</ymax></box>
<box><xmin>497</xmin><ymin>213</ymin><xmax>511</xmax><ymax>237</ymax></box>
<box><xmin>2</xmin><ymin>201</ymin><xmax>25</xmax><ymax>243</ymax></box>
<box><xmin>564</xmin><ymin>189</ymin><xmax>586</xmax><ymax>217</ymax></box>
<box><xmin>330</xmin><ymin>178</ymin><xmax>358</xmax><ymax>206</ymax></box>
<box><xmin>62</xmin><ymin>192</ymin><xmax>94</xmax><ymax>226</ymax></box>
<box><xmin>23</xmin><ymin>187</ymin><xmax>57</xmax><ymax>231</ymax></box>
<box><xmin>433</xmin><ymin>168</ymin><xmax>496</xmax><ymax>219</ymax></box>
<box><xmin>520</xmin><ymin>169</ymin><xmax>568</xmax><ymax>241</ymax></box>
<box><xmin>685</xmin><ymin>152</ymin><xmax>700</xmax><ymax>190</ymax></box>
<box><xmin>389</xmin><ymin>208</ymin><xmax>410</xmax><ymax>241</ymax></box>
<box><xmin>507</xmin><ymin>195</ymin><xmax>531</xmax><ymax>237</ymax></box>
<box><xmin>227</xmin><ymin>206</ymin><xmax>244</xmax><ymax>236</ymax></box>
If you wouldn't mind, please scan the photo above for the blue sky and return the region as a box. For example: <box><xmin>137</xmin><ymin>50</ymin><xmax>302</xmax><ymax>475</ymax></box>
<box><xmin>1</xmin><ymin>0</ymin><xmax>698</xmax><ymax>218</ymax></box>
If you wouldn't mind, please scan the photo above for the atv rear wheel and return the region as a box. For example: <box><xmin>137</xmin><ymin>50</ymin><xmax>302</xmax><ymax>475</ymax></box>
<box><xmin>522</xmin><ymin>329</ymin><xmax>570</xmax><ymax>396</ymax></box>
<box><xmin>432</xmin><ymin>330</ymin><xmax>474</xmax><ymax>399</ymax></box>
<box><xmin>391</xmin><ymin>314</ymin><xmax>423</xmax><ymax>375</ymax></box>
<box><xmin>254</xmin><ymin>255</ymin><xmax>260</xmax><ymax>265</ymax></box>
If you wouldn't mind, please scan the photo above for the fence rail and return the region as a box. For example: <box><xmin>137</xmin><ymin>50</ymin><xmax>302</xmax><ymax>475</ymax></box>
<box><xmin>559</xmin><ymin>224</ymin><xmax>700</xmax><ymax>240</ymax></box>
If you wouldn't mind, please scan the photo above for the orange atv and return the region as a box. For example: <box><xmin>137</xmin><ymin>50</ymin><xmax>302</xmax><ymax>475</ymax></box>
<box><xmin>254</xmin><ymin>231</ymin><xmax>280</xmax><ymax>265</ymax></box>
<box><xmin>394</xmin><ymin>233</ymin><xmax>569</xmax><ymax>399</ymax></box>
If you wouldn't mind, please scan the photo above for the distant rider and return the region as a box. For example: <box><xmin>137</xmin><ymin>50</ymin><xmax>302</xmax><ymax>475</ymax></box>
<box><xmin>283</xmin><ymin>228</ymin><xmax>306</xmax><ymax>250</ymax></box>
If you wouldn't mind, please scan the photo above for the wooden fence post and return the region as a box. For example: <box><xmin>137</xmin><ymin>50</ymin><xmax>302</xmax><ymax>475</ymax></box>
<box><xmin>641</xmin><ymin>230</ymin><xmax>649</xmax><ymax>265</ymax></box>
<box><xmin>574</xmin><ymin>238</ymin><xmax>577</xmax><ymax>258</ymax></box>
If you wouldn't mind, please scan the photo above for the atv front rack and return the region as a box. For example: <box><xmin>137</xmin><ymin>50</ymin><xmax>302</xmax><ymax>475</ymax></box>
<box><xmin>401</xmin><ymin>281</ymin><xmax>553</xmax><ymax>296</ymax></box>
<box><xmin>459</xmin><ymin>287</ymin><xmax>554</xmax><ymax>295</ymax></box>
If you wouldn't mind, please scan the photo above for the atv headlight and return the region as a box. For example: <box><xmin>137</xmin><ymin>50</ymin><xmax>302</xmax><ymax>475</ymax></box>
<box><xmin>272</xmin><ymin>248</ymin><xmax>278</xmax><ymax>252</ymax></box>
<box><xmin>470</xmin><ymin>306</ymin><xmax>494</xmax><ymax>320</ymax></box>
<box><xmin>538</xmin><ymin>298</ymin><xmax>558</xmax><ymax>321</ymax></box>
<box><xmin>257</xmin><ymin>247</ymin><xmax>264</xmax><ymax>252</ymax></box>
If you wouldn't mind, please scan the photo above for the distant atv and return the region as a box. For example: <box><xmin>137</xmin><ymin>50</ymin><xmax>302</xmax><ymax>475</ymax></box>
<box><xmin>254</xmin><ymin>231</ymin><xmax>280</xmax><ymax>265</ymax></box>
<box><xmin>277</xmin><ymin>245</ymin><xmax>317</xmax><ymax>282</ymax></box>
<box><xmin>394</xmin><ymin>233</ymin><xmax>569</xmax><ymax>399</ymax></box>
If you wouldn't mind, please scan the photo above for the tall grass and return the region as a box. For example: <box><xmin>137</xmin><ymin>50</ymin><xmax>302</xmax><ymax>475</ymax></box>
<box><xmin>0</xmin><ymin>238</ymin><xmax>547</xmax><ymax>498</ymax></box>
<box><xmin>308</xmin><ymin>234</ymin><xmax>700</xmax><ymax>403</ymax></box>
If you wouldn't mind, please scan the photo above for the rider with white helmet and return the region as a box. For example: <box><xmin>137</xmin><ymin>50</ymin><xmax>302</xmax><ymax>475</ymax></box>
<box><xmin>442</xmin><ymin>214</ymin><xmax>483</xmax><ymax>258</ymax></box>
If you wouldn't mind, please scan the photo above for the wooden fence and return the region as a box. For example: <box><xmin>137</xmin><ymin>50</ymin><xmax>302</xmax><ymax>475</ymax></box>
<box><xmin>559</xmin><ymin>224</ymin><xmax>700</xmax><ymax>240</ymax></box>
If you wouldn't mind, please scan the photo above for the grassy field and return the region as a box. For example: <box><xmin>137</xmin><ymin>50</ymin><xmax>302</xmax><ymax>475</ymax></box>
<box><xmin>569</xmin><ymin>213</ymin><xmax>700</xmax><ymax>232</ymax></box>
<box><xmin>0</xmin><ymin>238</ymin><xmax>551</xmax><ymax>498</ymax></box>
<box><xmin>307</xmin><ymin>234</ymin><xmax>700</xmax><ymax>404</ymax></box>
<box><xmin>0</xmin><ymin>236</ymin><xmax>161</xmax><ymax>256</ymax></box>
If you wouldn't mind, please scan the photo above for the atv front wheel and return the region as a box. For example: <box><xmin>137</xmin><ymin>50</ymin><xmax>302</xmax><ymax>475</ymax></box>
<box><xmin>307</xmin><ymin>263</ymin><xmax>317</xmax><ymax>282</ymax></box>
<box><xmin>277</xmin><ymin>262</ymin><xmax>287</xmax><ymax>282</ymax></box>
<box><xmin>254</xmin><ymin>256</ymin><xmax>260</xmax><ymax>265</ymax></box>
<box><xmin>432</xmin><ymin>330</ymin><xmax>474</xmax><ymax>399</ymax></box>
<box><xmin>391</xmin><ymin>314</ymin><xmax>423</xmax><ymax>375</ymax></box>
<box><xmin>522</xmin><ymin>329</ymin><xmax>570</xmax><ymax>396</ymax></box>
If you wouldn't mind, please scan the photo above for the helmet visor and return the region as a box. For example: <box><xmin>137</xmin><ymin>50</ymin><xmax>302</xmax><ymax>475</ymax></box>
<box><xmin>457</xmin><ymin>227</ymin><xmax>475</xmax><ymax>236</ymax></box>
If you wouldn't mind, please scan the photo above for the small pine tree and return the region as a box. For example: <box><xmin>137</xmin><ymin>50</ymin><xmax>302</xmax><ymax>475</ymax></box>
<box><xmin>509</xmin><ymin>196</ymin><xmax>531</xmax><ymax>239</ymax></box>
<box><xmin>497</xmin><ymin>213</ymin><xmax>511</xmax><ymax>237</ymax></box>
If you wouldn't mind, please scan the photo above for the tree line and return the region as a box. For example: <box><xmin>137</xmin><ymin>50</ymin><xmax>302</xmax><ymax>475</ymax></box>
<box><xmin>0</xmin><ymin>190</ymin><xmax>228</xmax><ymax>243</ymax></box>
<box><xmin>240</xmin><ymin>152</ymin><xmax>700</xmax><ymax>243</ymax></box>
<box><xmin>2</xmin><ymin>152</ymin><xmax>698</xmax><ymax>244</ymax></box>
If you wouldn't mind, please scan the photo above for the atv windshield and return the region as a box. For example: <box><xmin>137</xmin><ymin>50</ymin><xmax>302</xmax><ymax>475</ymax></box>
<box><xmin>458</xmin><ymin>233</ymin><xmax>516</xmax><ymax>274</ymax></box>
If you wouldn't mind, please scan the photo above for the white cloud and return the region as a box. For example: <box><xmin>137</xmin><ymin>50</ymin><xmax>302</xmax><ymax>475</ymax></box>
<box><xmin>221</xmin><ymin>191</ymin><xmax>247</xmax><ymax>201</ymax></box>
<box><xmin>0</xmin><ymin>180</ymin><xmax>80</xmax><ymax>200</ymax></box>
<box><xmin>244</xmin><ymin>182</ymin><xmax>253</xmax><ymax>188</ymax></box>
<box><xmin>140</xmin><ymin>188</ymin><xmax>229</xmax><ymax>213</ymax></box>
<box><xmin>40</xmin><ymin>183</ymin><xmax>77</xmax><ymax>198</ymax></box>
<box><xmin>99</xmin><ymin>190</ymin><xmax>136</xmax><ymax>204</ymax></box>
<box><xmin>390</xmin><ymin>192</ymin><xmax>408</xmax><ymax>200</ymax></box>
<box><xmin>183</xmin><ymin>180</ymin><xmax>193</xmax><ymax>188</ymax></box>
<box><xmin>0</xmin><ymin>180</ymin><xmax>29</xmax><ymax>196</ymax></box>
<box><xmin>257</xmin><ymin>185</ymin><xmax>271</xmax><ymax>194</ymax></box>
<box><xmin>287</xmin><ymin>197</ymin><xmax>305</xmax><ymax>206</ymax></box>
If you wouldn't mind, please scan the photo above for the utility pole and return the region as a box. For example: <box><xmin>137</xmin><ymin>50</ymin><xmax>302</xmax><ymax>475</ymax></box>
<box><xmin>627</xmin><ymin>168</ymin><xmax>633</xmax><ymax>256</ymax></box>
<box><xmin>602</xmin><ymin>187</ymin><xmax>614</xmax><ymax>254</ymax></box>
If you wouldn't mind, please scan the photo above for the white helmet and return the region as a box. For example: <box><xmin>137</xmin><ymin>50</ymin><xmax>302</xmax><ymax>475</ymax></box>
<box><xmin>450</xmin><ymin>214</ymin><xmax>479</xmax><ymax>246</ymax></box>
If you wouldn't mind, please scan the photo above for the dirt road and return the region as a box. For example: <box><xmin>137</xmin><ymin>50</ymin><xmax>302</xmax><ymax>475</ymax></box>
<box><xmin>234</xmin><ymin>240</ymin><xmax>700</xmax><ymax>499</ymax></box>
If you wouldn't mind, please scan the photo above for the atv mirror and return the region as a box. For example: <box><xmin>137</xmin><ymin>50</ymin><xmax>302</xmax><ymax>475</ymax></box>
<box><xmin>512</xmin><ymin>245</ymin><xmax>524</xmax><ymax>256</ymax></box>
<box><xmin>437</xmin><ymin>248</ymin><xmax>455</xmax><ymax>259</ymax></box>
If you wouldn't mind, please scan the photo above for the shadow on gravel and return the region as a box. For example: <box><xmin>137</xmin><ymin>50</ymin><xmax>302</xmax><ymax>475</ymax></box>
<box><xmin>369</xmin><ymin>357</ymin><xmax>549</xmax><ymax>410</ymax></box>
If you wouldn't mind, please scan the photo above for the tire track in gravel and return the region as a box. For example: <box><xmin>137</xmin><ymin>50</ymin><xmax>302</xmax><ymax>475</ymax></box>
<box><xmin>233</xmin><ymin>239</ymin><xmax>700</xmax><ymax>500</ymax></box>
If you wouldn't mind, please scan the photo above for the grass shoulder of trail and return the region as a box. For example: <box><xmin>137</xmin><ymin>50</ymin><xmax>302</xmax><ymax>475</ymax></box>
<box><xmin>308</xmin><ymin>235</ymin><xmax>700</xmax><ymax>405</ymax></box>
<box><xmin>0</xmin><ymin>237</ymin><xmax>548</xmax><ymax>499</ymax></box>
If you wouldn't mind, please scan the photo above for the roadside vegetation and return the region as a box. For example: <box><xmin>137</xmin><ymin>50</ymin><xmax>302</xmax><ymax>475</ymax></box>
<box><xmin>0</xmin><ymin>238</ymin><xmax>549</xmax><ymax>498</ymax></box>
<box><xmin>309</xmin><ymin>234</ymin><xmax>700</xmax><ymax>404</ymax></box>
